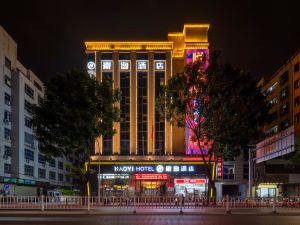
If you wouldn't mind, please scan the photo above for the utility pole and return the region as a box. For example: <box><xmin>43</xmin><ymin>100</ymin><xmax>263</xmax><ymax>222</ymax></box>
<box><xmin>248</xmin><ymin>146</ymin><xmax>254</xmax><ymax>199</ymax></box>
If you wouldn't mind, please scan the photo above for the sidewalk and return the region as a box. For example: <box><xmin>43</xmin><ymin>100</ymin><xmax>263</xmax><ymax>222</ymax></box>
<box><xmin>1</xmin><ymin>207</ymin><xmax>300</xmax><ymax>216</ymax></box>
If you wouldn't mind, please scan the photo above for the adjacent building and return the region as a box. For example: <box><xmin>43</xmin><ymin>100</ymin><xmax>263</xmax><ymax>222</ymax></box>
<box><xmin>255</xmin><ymin>50</ymin><xmax>300</xmax><ymax>197</ymax></box>
<box><xmin>0</xmin><ymin>26</ymin><xmax>73</xmax><ymax>196</ymax></box>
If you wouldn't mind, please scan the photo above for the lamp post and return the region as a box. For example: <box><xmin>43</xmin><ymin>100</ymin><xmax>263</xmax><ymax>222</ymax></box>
<box><xmin>248</xmin><ymin>146</ymin><xmax>254</xmax><ymax>199</ymax></box>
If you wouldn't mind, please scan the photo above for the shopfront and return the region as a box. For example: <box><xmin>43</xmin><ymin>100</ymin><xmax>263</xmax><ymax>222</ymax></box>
<box><xmin>89</xmin><ymin>161</ymin><xmax>214</xmax><ymax>197</ymax></box>
<box><xmin>256</xmin><ymin>184</ymin><xmax>279</xmax><ymax>198</ymax></box>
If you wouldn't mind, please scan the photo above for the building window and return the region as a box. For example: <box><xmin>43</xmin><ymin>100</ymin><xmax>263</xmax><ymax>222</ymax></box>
<box><xmin>38</xmin><ymin>168</ymin><xmax>46</xmax><ymax>179</ymax></box>
<box><xmin>295</xmin><ymin>62</ymin><xmax>299</xmax><ymax>73</ymax></box>
<box><xmin>58</xmin><ymin>173</ymin><xmax>64</xmax><ymax>181</ymax></box>
<box><xmin>38</xmin><ymin>95</ymin><xmax>43</xmax><ymax>105</ymax></box>
<box><xmin>49</xmin><ymin>171</ymin><xmax>56</xmax><ymax>180</ymax></box>
<box><xmin>4</xmin><ymin>110</ymin><xmax>11</xmax><ymax>123</ymax></box>
<box><xmin>280</xmin><ymin>87</ymin><xmax>288</xmax><ymax>99</ymax></box>
<box><xmin>267</xmin><ymin>82</ymin><xmax>278</xmax><ymax>94</ymax></box>
<box><xmin>268</xmin><ymin>111</ymin><xmax>278</xmax><ymax>124</ymax></box>
<box><xmin>4</xmin><ymin>57</ymin><xmax>11</xmax><ymax>69</ymax></box>
<box><xmin>280</xmin><ymin>103</ymin><xmax>289</xmax><ymax>116</ymax></box>
<box><xmin>25</xmin><ymin>149</ymin><xmax>34</xmax><ymax>161</ymax></box>
<box><xmin>25</xmin><ymin>84</ymin><xmax>34</xmax><ymax>99</ymax></box>
<box><xmin>24</xmin><ymin>165</ymin><xmax>34</xmax><ymax>176</ymax></box>
<box><xmin>4</xmin><ymin>128</ymin><xmax>11</xmax><ymax>140</ymax></box>
<box><xmin>269</xmin><ymin>97</ymin><xmax>278</xmax><ymax>107</ymax></box>
<box><xmin>243</xmin><ymin>164</ymin><xmax>249</xmax><ymax>179</ymax></box>
<box><xmin>65</xmin><ymin>175</ymin><xmax>71</xmax><ymax>182</ymax></box>
<box><xmin>154</xmin><ymin>53</ymin><xmax>166</xmax><ymax>60</ymax></box>
<box><xmin>24</xmin><ymin>100</ymin><xmax>33</xmax><ymax>114</ymax></box>
<box><xmin>243</xmin><ymin>148</ymin><xmax>249</xmax><ymax>161</ymax></box>
<box><xmin>102</xmin><ymin>72</ymin><xmax>113</xmax><ymax>155</ymax></box>
<box><xmin>281</xmin><ymin>119</ymin><xmax>289</xmax><ymax>130</ymax></box>
<box><xmin>4</xmin><ymin>146</ymin><xmax>11</xmax><ymax>157</ymax></box>
<box><xmin>279</xmin><ymin>71</ymin><xmax>289</xmax><ymax>85</ymax></box>
<box><xmin>295</xmin><ymin>113</ymin><xmax>300</xmax><ymax>123</ymax></box>
<box><xmin>101</xmin><ymin>53</ymin><xmax>113</xmax><ymax>60</ymax></box>
<box><xmin>4</xmin><ymin>163</ymin><xmax>11</xmax><ymax>174</ymax></box>
<box><xmin>24</xmin><ymin>132</ymin><xmax>34</xmax><ymax>147</ymax></box>
<box><xmin>119</xmin><ymin>53</ymin><xmax>130</xmax><ymax>60</ymax></box>
<box><xmin>4</xmin><ymin>75</ymin><xmax>11</xmax><ymax>87</ymax></box>
<box><xmin>137</xmin><ymin>72</ymin><xmax>148</xmax><ymax>155</ymax></box>
<box><xmin>155</xmin><ymin>71</ymin><xmax>165</xmax><ymax>155</ymax></box>
<box><xmin>25</xmin><ymin>116</ymin><xmax>32</xmax><ymax>128</ymax></box>
<box><xmin>58</xmin><ymin>161</ymin><xmax>63</xmax><ymax>170</ymax></box>
<box><xmin>38</xmin><ymin>154</ymin><xmax>45</xmax><ymax>164</ymax></box>
<box><xmin>223</xmin><ymin>165</ymin><xmax>234</xmax><ymax>180</ymax></box>
<box><xmin>4</xmin><ymin>92</ymin><xmax>11</xmax><ymax>106</ymax></box>
<box><xmin>34</xmin><ymin>81</ymin><xmax>42</xmax><ymax>91</ymax></box>
<box><xmin>49</xmin><ymin>159</ymin><xmax>56</xmax><ymax>168</ymax></box>
<box><xmin>120</xmin><ymin>72</ymin><xmax>130</xmax><ymax>155</ymax></box>
<box><xmin>295</xmin><ymin>79</ymin><xmax>300</xmax><ymax>89</ymax></box>
<box><xmin>136</xmin><ymin>53</ymin><xmax>148</xmax><ymax>60</ymax></box>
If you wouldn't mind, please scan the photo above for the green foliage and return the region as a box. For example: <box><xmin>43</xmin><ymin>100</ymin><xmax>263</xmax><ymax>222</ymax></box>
<box><xmin>157</xmin><ymin>50</ymin><xmax>268</xmax><ymax>193</ymax></box>
<box><xmin>32</xmin><ymin>70</ymin><xmax>120</xmax><ymax>194</ymax></box>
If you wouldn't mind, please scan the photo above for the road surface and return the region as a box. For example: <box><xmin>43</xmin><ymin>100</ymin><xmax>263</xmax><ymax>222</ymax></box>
<box><xmin>0</xmin><ymin>213</ymin><xmax>299</xmax><ymax>225</ymax></box>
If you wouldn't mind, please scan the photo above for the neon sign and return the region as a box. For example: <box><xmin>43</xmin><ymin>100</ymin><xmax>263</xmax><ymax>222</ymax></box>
<box><xmin>175</xmin><ymin>179</ymin><xmax>206</xmax><ymax>184</ymax></box>
<box><xmin>135</xmin><ymin>174</ymin><xmax>168</xmax><ymax>180</ymax></box>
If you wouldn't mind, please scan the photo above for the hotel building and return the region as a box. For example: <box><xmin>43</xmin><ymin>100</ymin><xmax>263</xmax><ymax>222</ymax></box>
<box><xmin>255</xmin><ymin>50</ymin><xmax>300</xmax><ymax>197</ymax></box>
<box><xmin>85</xmin><ymin>24</ymin><xmax>221</xmax><ymax>197</ymax></box>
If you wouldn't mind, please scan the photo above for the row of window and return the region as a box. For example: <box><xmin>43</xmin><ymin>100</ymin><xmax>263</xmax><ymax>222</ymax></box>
<box><xmin>23</xmin><ymin>165</ymin><xmax>69</xmax><ymax>181</ymax></box>
<box><xmin>267</xmin><ymin>62</ymin><xmax>299</xmax><ymax>93</ymax></box>
<box><xmin>98</xmin><ymin>53</ymin><xmax>167</xmax><ymax>60</ymax></box>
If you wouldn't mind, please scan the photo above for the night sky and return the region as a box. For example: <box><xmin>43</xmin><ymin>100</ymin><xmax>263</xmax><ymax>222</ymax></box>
<box><xmin>1</xmin><ymin>0</ymin><xmax>299</xmax><ymax>82</ymax></box>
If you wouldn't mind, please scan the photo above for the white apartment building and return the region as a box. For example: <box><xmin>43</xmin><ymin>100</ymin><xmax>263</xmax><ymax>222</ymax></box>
<box><xmin>0</xmin><ymin>26</ymin><xmax>73</xmax><ymax>196</ymax></box>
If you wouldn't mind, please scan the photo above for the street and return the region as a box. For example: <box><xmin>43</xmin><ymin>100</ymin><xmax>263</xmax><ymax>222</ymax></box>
<box><xmin>0</xmin><ymin>213</ymin><xmax>300</xmax><ymax>225</ymax></box>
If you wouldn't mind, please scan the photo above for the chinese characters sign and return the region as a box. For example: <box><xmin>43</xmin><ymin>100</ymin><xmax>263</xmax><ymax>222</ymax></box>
<box><xmin>137</xmin><ymin>61</ymin><xmax>148</xmax><ymax>70</ymax></box>
<box><xmin>119</xmin><ymin>60</ymin><xmax>130</xmax><ymax>70</ymax></box>
<box><xmin>102</xmin><ymin>60</ymin><xmax>113</xmax><ymax>70</ymax></box>
<box><xmin>155</xmin><ymin>61</ymin><xmax>165</xmax><ymax>70</ymax></box>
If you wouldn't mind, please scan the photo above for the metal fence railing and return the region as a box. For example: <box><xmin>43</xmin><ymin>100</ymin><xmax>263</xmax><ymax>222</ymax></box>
<box><xmin>1</xmin><ymin>195</ymin><xmax>300</xmax><ymax>212</ymax></box>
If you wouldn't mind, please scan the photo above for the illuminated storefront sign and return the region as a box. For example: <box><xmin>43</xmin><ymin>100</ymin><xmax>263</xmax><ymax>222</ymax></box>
<box><xmin>217</xmin><ymin>156</ymin><xmax>223</xmax><ymax>178</ymax></box>
<box><xmin>119</xmin><ymin>60</ymin><xmax>130</xmax><ymax>70</ymax></box>
<box><xmin>175</xmin><ymin>179</ymin><xmax>206</xmax><ymax>184</ymax></box>
<box><xmin>111</xmin><ymin>164</ymin><xmax>196</xmax><ymax>174</ymax></box>
<box><xmin>102</xmin><ymin>60</ymin><xmax>113</xmax><ymax>70</ymax></box>
<box><xmin>137</xmin><ymin>61</ymin><xmax>148</xmax><ymax>70</ymax></box>
<box><xmin>155</xmin><ymin>61</ymin><xmax>165</xmax><ymax>70</ymax></box>
<box><xmin>135</xmin><ymin>174</ymin><xmax>168</xmax><ymax>180</ymax></box>
<box><xmin>87</xmin><ymin>61</ymin><xmax>95</xmax><ymax>70</ymax></box>
<box><xmin>98</xmin><ymin>174</ymin><xmax>129</xmax><ymax>180</ymax></box>
<box><xmin>86</xmin><ymin>53</ymin><xmax>96</xmax><ymax>76</ymax></box>
<box><xmin>3</xmin><ymin>177</ymin><xmax>36</xmax><ymax>186</ymax></box>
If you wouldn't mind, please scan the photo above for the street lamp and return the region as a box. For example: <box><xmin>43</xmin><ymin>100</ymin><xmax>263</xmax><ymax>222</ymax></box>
<box><xmin>248</xmin><ymin>146</ymin><xmax>255</xmax><ymax>199</ymax></box>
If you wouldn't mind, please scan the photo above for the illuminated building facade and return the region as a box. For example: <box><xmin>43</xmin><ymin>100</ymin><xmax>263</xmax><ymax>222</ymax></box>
<box><xmin>255</xmin><ymin>50</ymin><xmax>300</xmax><ymax>197</ymax></box>
<box><xmin>85</xmin><ymin>24</ymin><xmax>216</xmax><ymax>197</ymax></box>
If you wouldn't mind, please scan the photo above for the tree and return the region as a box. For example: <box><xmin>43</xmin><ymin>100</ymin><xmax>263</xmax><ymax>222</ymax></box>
<box><xmin>157</xmin><ymin>51</ymin><xmax>268</xmax><ymax>197</ymax></box>
<box><xmin>33</xmin><ymin>70</ymin><xmax>120</xmax><ymax>195</ymax></box>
